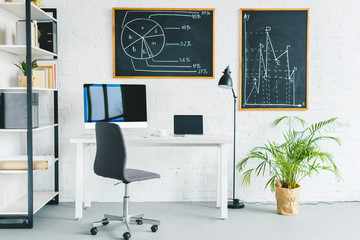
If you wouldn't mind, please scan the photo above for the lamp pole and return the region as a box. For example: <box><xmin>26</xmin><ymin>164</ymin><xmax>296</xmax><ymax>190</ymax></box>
<box><xmin>231</xmin><ymin>88</ymin><xmax>237</xmax><ymax>203</ymax></box>
<box><xmin>218</xmin><ymin>66</ymin><xmax>245</xmax><ymax>209</ymax></box>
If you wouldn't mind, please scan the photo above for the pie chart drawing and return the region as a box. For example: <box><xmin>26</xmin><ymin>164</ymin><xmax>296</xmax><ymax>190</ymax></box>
<box><xmin>121</xmin><ymin>18</ymin><xmax>165</xmax><ymax>60</ymax></box>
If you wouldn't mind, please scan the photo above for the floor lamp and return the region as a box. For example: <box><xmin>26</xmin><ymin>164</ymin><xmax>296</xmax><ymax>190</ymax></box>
<box><xmin>218</xmin><ymin>66</ymin><xmax>245</xmax><ymax>209</ymax></box>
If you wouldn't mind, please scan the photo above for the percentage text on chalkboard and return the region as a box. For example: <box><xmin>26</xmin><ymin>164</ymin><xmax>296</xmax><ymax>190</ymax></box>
<box><xmin>179</xmin><ymin>57</ymin><xmax>191</xmax><ymax>63</ymax></box>
<box><xmin>198</xmin><ymin>69</ymin><xmax>208</xmax><ymax>74</ymax></box>
<box><xmin>180</xmin><ymin>41</ymin><xmax>192</xmax><ymax>47</ymax></box>
<box><xmin>193</xmin><ymin>64</ymin><xmax>201</xmax><ymax>69</ymax></box>
<box><xmin>181</xmin><ymin>25</ymin><xmax>192</xmax><ymax>30</ymax></box>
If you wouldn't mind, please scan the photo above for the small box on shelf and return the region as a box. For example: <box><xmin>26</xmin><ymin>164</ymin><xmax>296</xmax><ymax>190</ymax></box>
<box><xmin>0</xmin><ymin>92</ymin><xmax>39</xmax><ymax>129</ymax></box>
<box><xmin>38</xmin><ymin>21</ymin><xmax>57</xmax><ymax>54</ymax></box>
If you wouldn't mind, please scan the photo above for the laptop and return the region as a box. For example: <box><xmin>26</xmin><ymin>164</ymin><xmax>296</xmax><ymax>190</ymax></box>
<box><xmin>174</xmin><ymin>115</ymin><xmax>203</xmax><ymax>136</ymax></box>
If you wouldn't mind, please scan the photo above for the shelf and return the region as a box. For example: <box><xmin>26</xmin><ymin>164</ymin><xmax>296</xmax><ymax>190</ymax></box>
<box><xmin>0</xmin><ymin>192</ymin><xmax>58</xmax><ymax>215</ymax></box>
<box><xmin>0</xmin><ymin>45</ymin><xmax>57</xmax><ymax>57</ymax></box>
<box><xmin>0</xmin><ymin>87</ymin><xmax>57</xmax><ymax>92</ymax></box>
<box><xmin>0</xmin><ymin>169</ymin><xmax>51</xmax><ymax>173</ymax></box>
<box><xmin>0</xmin><ymin>170</ymin><xmax>27</xmax><ymax>174</ymax></box>
<box><xmin>0</xmin><ymin>2</ymin><xmax>57</xmax><ymax>22</ymax></box>
<box><xmin>0</xmin><ymin>124</ymin><xmax>58</xmax><ymax>133</ymax></box>
<box><xmin>0</xmin><ymin>4</ymin><xmax>59</xmax><ymax>228</ymax></box>
<box><xmin>0</xmin><ymin>167</ymin><xmax>53</xmax><ymax>173</ymax></box>
<box><xmin>0</xmin><ymin>168</ymin><xmax>51</xmax><ymax>174</ymax></box>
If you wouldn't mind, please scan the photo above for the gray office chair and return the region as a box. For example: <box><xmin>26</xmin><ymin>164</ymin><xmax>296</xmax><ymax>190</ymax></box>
<box><xmin>90</xmin><ymin>122</ymin><xmax>160</xmax><ymax>240</ymax></box>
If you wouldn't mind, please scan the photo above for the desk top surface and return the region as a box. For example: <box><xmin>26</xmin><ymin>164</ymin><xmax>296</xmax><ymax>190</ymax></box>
<box><xmin>70</xmin><ymin>134</ymin><xmax>232</xmax><ymax>145</ymax></box>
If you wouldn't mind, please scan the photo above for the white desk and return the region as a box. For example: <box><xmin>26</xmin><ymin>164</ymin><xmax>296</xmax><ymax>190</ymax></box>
<box><xmin>70</xmin><ymin>134</ymin><xmax>231</xmax><ymax>220</ymax></box>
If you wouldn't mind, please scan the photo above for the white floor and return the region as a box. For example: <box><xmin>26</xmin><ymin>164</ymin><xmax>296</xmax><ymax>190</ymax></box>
<box><xmin>1</xmin><ymin>201</ymin><xmax>359</xmax><ymax>240</ymax></box>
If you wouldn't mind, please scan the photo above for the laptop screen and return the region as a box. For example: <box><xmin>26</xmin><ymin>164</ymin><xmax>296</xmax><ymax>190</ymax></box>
<box><xmin>174</xmin><ymin>115</ymin><xmax>203</xmax><ymax>135</ymax></box>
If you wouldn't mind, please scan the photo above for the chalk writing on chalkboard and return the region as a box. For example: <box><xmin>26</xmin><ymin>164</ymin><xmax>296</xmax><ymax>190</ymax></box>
<box><xmin>240</xmin><ymin>9</ymin><xmax>308</xmax><ymax>110</ymax></box>
<box><xmin>113</xmin><ymin>9</ymin><xmax>214</xmax><ymax>78</ymax></box>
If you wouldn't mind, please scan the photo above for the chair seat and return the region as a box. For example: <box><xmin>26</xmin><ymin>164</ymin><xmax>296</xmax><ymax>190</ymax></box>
<box><xmin>124</xmin><ymin>169</ymin><xmax>160</xmax><ymax>183</ymax></box>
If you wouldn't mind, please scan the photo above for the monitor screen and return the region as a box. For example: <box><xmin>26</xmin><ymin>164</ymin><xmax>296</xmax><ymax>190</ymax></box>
<box><xmin>83</xmin><ymin>84</ymin><xmax>147</xmax><ymax>128</ymax></box>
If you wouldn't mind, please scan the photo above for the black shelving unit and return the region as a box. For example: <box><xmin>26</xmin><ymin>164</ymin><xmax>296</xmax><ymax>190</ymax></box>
<box><xmin>0</xmin><ymin>0</ymin><xmax>59</xmax><ymax>228</ymax></box>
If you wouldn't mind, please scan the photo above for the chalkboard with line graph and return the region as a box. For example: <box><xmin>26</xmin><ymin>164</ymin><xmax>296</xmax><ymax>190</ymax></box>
<box><xmin>240</xmin><ymin>9</ymin><xmax>309</xmax><ymax>110</ymax></box>
<box><xmin>113</xmin><ymin>8</ymin><xmax>214</xmax><ymax>78</ymax></box>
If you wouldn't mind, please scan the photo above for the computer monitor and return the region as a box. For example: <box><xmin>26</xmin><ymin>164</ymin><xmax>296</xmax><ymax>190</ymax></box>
<box><xmin>83</xmin><ymin>84</ymin><xmax>147</xmax><ymax>129</ymax></box>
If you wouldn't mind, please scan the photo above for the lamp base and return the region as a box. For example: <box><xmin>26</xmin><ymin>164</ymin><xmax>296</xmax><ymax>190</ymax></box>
<box><xmin>228</xmin><ymin>198</ymin><xmax>245</xmax><ymax>209</ymax></box>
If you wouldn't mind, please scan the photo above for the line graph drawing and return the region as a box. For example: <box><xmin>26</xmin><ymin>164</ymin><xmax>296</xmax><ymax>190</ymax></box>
<box><xmin>243</xmin><ymin>15</ymin><xmax>298</xmax><ymax>106</ymax></box>
<box><xmin>240</xmin><ymin>10</ymin><xmax>308</xmax><ymax>109</ymax></box>
<box><xmin>114</xmin><ymin>9</ymin><xmax>214</xmax><ymax>77</ymax></box>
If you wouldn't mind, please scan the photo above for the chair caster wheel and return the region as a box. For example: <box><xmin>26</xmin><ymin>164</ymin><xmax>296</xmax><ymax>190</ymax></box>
<box><xmin>123</xmin><ymin>231</ymin><xmax>131</xmax><ymax>240</ymax></box>
<box><xmin>151</xmin><ymin>225</ymin><xmax>158</xmax><ymax>232</ymax></box>
<box><xmin>102</xmin><ymin>218</ymin><xmax>109</xmax><ymax>226</ymax></box>
<box><xmin>136</xmin><ymin>219</ymin><xmax>143</xmax><ymax>225</ymax></box>
<box><xmin>90</xmin><ymin>227</ymin><xmax>98</xmax><ymax>235</ymax></box>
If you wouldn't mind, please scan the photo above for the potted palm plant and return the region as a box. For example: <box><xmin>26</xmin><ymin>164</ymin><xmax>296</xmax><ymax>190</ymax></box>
<box><xmin>14</xmin><ymin>60</ymin><xmax>38</xmax><ymax>87</ymax></box>
<box><xmin>236</xmin><ymin>116</ymin><xmax>346</xmax><ymax>215</ymax></box>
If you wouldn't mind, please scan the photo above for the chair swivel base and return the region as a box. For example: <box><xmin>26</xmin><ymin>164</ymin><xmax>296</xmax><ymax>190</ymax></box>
<box><xmin>90</xmin><ymin>213</ymin><xmax>160</xmax><ymax>240</ymax></box>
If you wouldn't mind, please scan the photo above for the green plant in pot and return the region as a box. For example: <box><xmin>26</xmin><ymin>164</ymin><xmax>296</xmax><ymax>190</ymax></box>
<box><xmin>31</xmin><ymin>0</ymin><xmax>44</xmax><ymax>8</ymax></box>
<box><xmin>236</xmin><ymin>116</ymin><xmax>347</xmax><ymax>216</ymax></box>
<box><xmin>14</xmin><ymin>60</ymin><xmax>38</xmax><ymax>87</ymax></box>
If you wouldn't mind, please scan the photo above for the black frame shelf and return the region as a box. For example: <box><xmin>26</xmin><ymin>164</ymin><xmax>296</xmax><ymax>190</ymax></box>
<box><xmin>0</xmin><ymin>1</ymin><xmax>59</xmax><ymax>229</ymax></box>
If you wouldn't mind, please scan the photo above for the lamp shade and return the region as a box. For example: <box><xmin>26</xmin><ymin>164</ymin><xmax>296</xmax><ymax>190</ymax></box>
<box><xmin>218</xmin><ymin>66</ymin><xmax>233</xmax><ymax>89</ymax></box>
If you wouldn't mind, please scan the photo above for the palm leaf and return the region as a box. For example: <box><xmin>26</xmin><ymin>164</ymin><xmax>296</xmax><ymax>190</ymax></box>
<box><xmin>13</xmin><ymin>60</ymin><xmax>38</xmax><ymax>76</ymax></box>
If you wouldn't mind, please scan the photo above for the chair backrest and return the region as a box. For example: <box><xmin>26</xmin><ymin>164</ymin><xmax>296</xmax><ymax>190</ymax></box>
<box><xmin>94</xmin><ymin>122</ymin><xmax>127</xmax><ymax>181</ymax></box>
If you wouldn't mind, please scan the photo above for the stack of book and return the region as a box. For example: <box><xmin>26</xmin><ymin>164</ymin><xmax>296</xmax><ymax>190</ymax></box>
<box><xmin>16</xmin><ymin>20</ymin><xmax>40</xmax><ymax>48</ymax></box>
<box><xmin>32</xmin><ymin>62</ymin><xmax>57</xmax><ymax>89</ymax></box>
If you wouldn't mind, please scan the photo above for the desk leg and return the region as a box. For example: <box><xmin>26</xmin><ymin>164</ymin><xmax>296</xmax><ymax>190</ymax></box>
<box><xmin>75</xmin><ymin>143</ymin><xmax>84</xmax><ymax>220</ymax></box>
<box><xmin>216</xmin><ymin>145</ymin><xmax>221</xmax><ymax>208</ymax></box>
<box><xmin>83</xmin><ymin>145</ymin><xmax>91</xmax><ymax>209</ymax></box>
<box><xmin>220</xmin><ymin>144</ymin><xmax>228</xmax><ymax>220</ymax></box>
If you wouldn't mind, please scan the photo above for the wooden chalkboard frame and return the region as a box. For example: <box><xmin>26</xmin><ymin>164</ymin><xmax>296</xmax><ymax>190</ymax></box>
<box><xmin>113</xmin><ymin>8</ymin><xmax>215</xmax><ymax>78</ymax></box>
<box><xmin>239</xmin><ymin>9</ymin><xmax>309</xmax><ymax>110</ymax></box>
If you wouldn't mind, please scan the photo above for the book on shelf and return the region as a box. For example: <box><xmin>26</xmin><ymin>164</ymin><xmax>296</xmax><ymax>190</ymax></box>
<box><xmin>33</xmin><ymin>20</ymin><xmax>39</xmax><ymax>48</ymax></box>
<box><xmin>16</xmin><ymin>20</ymin><xmax>39</xmax><ymax>47</ymax></box>
<box><xmin>33</xmin><ymin>68</ymin><xmax>47</xmax><ymax>88</ymax></box>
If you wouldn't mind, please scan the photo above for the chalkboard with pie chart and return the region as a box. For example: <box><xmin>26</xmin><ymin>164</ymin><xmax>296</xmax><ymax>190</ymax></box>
<box><xmin>113</xmin><ymin>8</ymin><xmax>214</xmax><ymax>78</ymax></box>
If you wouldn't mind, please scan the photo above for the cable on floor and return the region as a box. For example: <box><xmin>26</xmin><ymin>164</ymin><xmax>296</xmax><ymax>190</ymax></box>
<box><xmin>241</xmin><ymin>200</ymin><xmax>360</xmax><ymax>206</ymax></box>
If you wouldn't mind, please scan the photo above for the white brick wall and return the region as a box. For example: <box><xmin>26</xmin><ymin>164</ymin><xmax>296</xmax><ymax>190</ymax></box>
<box><xmin>0</xmin><ymin>0</ymin><xmax>359</xmax><ymax>205</ymax></box>
<box><xmin>44</xmin><ymin>0</ymin><xmax>360</xmax><ymax>203</ymax></box>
